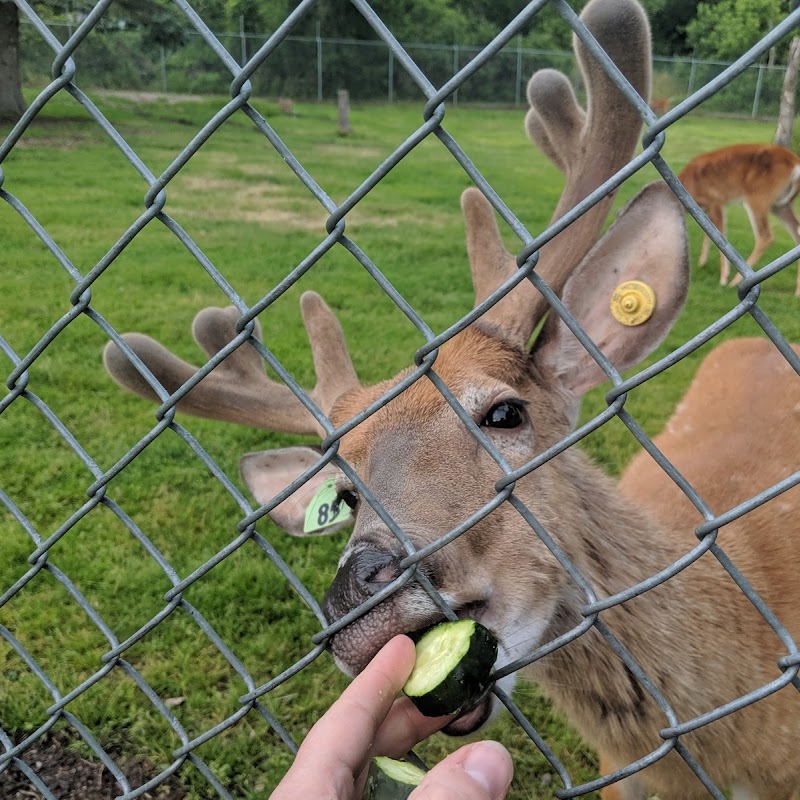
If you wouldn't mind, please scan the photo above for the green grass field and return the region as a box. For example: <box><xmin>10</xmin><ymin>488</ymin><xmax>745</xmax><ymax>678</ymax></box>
<box><xmin>1</xmin><ymin>92</ymin><xmax>799</xmax><ymax>799</ymax></box>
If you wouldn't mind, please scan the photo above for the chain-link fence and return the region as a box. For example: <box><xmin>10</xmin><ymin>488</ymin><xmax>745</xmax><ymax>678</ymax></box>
<box><xmin>19</xmin><ymin>17</ymin><xmax>794</xmax><ymax>118</ymax></box>
<box><xmin>2</xmin><ymin>0</ymin><xmax>800</xmax><ymax>799</ymax></box>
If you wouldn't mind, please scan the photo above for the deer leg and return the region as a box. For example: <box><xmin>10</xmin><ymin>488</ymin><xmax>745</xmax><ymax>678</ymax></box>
<box><xmin>598</xmin><ymin>753</ymin><xmax>646</xmax><ymax>800</ymax></box>
<box><xmin>730</xmin><ymin>198</ymin><xmax>773</xmax><ymax>287</ymax></box>
<box><xmin>698</xmin><ymin>232</ymin><xmax>711</xmax><ymax>268</ymax></box>
<box><xmin>697</xmin><ymin>203</ymin><xmax>718</xmax><ymax>269</ymax></box>
<box><xmin>702</xmin><ymin>204</ymin><xmax>729</xmax><ymax>285</ymax></box>
<box><xmin>770</xmin><ymin>202</ymin><xmax>800</xmax><ymax>296</ymax></box>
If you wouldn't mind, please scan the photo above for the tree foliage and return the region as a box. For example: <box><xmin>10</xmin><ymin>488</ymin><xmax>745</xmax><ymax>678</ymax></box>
<box><xmin>639</xmin><ymin>0</ymin><xmax>701</xmax><ymax>54</ymax></box>
<box><xmin>4</xmin><ymin>0</ymin><xmax>800</xmax><ymax>122</ymax></box>
<box><xmin>13</xmin><ymin>0</ymin><xmax>795</xmax><ymax>59</ymax></box>
<box><xmin>686</xmin><ymin>0</ymin><xmax>788</xmax><ymax>59</ymax></box>
<box><xmin>19</xmin><ymin>0</ymin><xmax>190</xmax><ymax>48</ymax></box>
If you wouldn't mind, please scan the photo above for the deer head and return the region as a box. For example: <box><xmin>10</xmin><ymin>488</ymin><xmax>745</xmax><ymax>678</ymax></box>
<box><xmin>104</xmin><ymin>0</ymin><xmax>688</xmax><ymax>738</ymax></box>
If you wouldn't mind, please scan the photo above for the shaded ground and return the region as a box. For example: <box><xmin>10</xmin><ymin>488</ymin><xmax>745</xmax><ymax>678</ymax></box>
<box><xmin>0</xmin><ymin>732</ymin><xmax>186</xmax><ymax>800</ymax></box>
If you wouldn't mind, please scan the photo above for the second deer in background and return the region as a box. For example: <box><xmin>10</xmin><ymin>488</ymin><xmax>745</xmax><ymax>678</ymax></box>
<box><xmin>678</xmin><ymin>143</ymin><xmax>800</xmax><ymax>295</ymax></box>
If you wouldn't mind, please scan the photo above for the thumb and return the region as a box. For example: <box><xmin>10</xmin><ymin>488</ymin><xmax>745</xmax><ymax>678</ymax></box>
<box><xmin>409</xmin><ymin>741</ymin><xmax>513</xmax><ymax>800</ymax></box>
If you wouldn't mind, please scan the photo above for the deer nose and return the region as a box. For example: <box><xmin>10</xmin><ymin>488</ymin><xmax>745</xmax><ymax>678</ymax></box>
<box><xmin>353</xmin><ymin>549</ymin><xmax>402</xmax><ymax>591</ymax></box>
<box><xmin>324</xmin><ymin>549</ymin><xmax>403</xmax><ymax>619</ymax></box>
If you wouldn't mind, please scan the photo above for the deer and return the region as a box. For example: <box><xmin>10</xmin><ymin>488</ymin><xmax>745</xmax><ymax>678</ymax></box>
<box><xmin>678</xmin><ymin>143</ymin><xmax>800</xmax><ymax>295</ymax></box>
<box><xmin>101</xmin><ymin>0</ymin><xmax>800</xmax><ymax>797</ymax></box>
<box><xmin>277</xmin><ymin>97</ymin><xmax>296</xmax><ymax>116</ymax></box>
<box><xmin>648</xmin><ymin>96</ymin><xmax>671</xmax><ymax>115</ymax></box>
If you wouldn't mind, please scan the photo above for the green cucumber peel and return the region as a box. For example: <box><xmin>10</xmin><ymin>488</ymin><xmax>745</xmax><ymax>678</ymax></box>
<box><xmin>362</xmin><ymin>757</ymin><xmax>425</xmax><ymax>799</ymax></box>
<box><xmin>403</xmin><ymin>619</ymin><xmax>498</xmax><ymax>718</ymax></box>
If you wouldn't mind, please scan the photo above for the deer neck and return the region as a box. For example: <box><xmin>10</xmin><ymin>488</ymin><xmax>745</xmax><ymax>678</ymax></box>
<box><xmin>526</xmin><ymin>448</ymin><xmax>701</xmax><ymax>750</ymax></box>
<box><xmin>544</xmin><ymin>447</ymin><xmax>687</xmax><ymax>595</ymax></box>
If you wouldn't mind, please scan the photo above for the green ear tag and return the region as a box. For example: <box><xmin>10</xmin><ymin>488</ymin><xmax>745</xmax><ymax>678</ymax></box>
<box><xmin>303</xmin><ymin>477</ymin><xmax>352</xmax><ymax>534</ymax></box>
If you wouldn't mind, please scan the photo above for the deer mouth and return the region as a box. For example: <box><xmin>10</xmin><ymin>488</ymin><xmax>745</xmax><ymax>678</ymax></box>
<box><xmin>323</xmin><ymin>558</ymin><xmax>501</xmax><ymax>734</ymax></box>
<box><xmin>404</xmin><ymin>599</ymin><xmax>497</xmax><ymax>737</ymax></box>
<box><xmin>440</xmin><ymin>685</ymin><xmax>496</xmax><ymax>736</ymax></box>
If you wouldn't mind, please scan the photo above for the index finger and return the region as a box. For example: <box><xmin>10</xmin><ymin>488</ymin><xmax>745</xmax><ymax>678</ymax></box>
<box><xmin>277</xmin><ymin>635</ymin><xmax>417</xmax><ymax>797</ymax></box>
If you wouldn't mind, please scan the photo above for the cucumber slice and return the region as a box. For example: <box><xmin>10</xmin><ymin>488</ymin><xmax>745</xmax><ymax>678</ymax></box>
<box><xmin>403</xmin><ymin>619</ymin><xmax>498</xmax><ymax>717</ymax></box>
<box><xmin>362</xmin><ymin>757</ymin><xmax>425</xmax><ymax>799</ymax></box>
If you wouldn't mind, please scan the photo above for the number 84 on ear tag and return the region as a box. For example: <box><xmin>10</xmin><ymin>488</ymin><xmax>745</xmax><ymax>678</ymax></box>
<box><xmin>304</xmin><ymin>477</ymin><xmax>353</xmax><ymax>534</ymax></box>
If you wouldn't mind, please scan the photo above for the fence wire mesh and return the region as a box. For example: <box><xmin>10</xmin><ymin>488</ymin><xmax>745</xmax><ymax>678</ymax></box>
<box><xmin>1</xmin><ymin>0</ymin><xmax>799</xmax><ymax>798</ymax></box>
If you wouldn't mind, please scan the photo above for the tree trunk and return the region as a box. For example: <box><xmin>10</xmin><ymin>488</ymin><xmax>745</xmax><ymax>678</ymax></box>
<box><xmin>775</xmin><ymin>36</ymin><xmax>800</xmax><ymax>149</ymax></box>
<box><xmin>0</xmin><ymin>1</ymin><xmax>26</xmax><ymax>122</ymax></box>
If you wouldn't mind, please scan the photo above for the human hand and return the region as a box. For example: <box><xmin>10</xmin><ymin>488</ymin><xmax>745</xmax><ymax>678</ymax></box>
<box><xmin>270</xmin><ymin>634</ymin><xmax>513</xmax><ymax>799</ymax></box>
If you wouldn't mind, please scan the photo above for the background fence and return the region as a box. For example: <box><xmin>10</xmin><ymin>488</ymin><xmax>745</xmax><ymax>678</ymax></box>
<box><xmin>19</xmin><ymin>18</ymin><xmax>794</xmax><ymax>118</ymax></box>
<box><xmin>2</xmin><ymin>0</ymin><xmax>800</xmax><ymax>799</ymax></box>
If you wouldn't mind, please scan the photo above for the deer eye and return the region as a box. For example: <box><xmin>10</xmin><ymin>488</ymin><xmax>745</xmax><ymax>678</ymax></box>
<box><xmin>336</xmin><ymin>489</ymin><xmax>359</xmax><ymax>510</ymax></box>
<box><xmin>482</xmin><ymin>400</ymin><xmax>525</xmax><ymax>429</ymax></box>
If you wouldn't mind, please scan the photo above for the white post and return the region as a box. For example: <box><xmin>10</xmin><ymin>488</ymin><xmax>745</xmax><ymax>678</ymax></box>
<box><xmin>752</xmin><ymin>63</ymin><xmax>765</xmax><ymax>118</ymax></box>
<box><xmin>687</xmin><ymin>56</ymin><xmax>697</xmax><ymax>98</ymax></box>
<box><xmin>388</xmin><ymin>48</ymin><xmax>394</xmax><ymax>103</ymax></box>
<box><xmin>453</xmin><ymin>42</ymin><xmax>459</xmax><ymax>105</ymax></box>
<box><xmin>240</xmin><ymin>14</ymin><xmax>246</xmax><ymax>66</ymax></box>
<box><xmin>160</xmin><ymin>45</ymin><xmax>167</xmax><ymax>93</ymax></box>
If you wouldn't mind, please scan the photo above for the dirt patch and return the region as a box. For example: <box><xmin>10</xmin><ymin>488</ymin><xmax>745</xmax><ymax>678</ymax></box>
<box><xmin>312</xmin><ymin>142</ymin><xmax>384</xmax><ymax>160</ymax></box>
<box><xmin>0</xmin><ymin>731</ymin><xmax>186</xmax><ymax>800</ymax></box>
<box><xmin>1</xmin><ymin>116</ymin><xmax>101</xmax><ymax>151</ymax></box>
<box><xmin>178</xmin><ymin>176</ymin><xmax>282</xmax><ymax>195</ymax></box>
<box><xmin>12</xmin><ymin>134</ymin><xmax>98</xmax><ymax>151</ymax></box>
<box><xmin>164</xmin><ymin>150</ymin><xmax>455</xmax><ymax>232</ymax></box>
<box><xmin>94</xmin><ymin>90</ymin><xmax>208</xmax><ymax>105</ymax></box>
<box><xmin>168</xmin><ymin>175</ymin><xmax>453</xmax><ymax>232</ymax></box>
<box><xmin>167</xmin><ymin>197</ymin><xmax>451</xmax><ymax>232</ymax></box>
<box><xmin>1</xmin><ymin>116</ymin><xmax>89</xmax><ymax>127</ymax></box>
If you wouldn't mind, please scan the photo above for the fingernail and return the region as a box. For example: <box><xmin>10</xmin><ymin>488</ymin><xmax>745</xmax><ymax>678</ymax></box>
<box><xmin>462</xmin><ymin>741</ymin><xmax>513</xmax><ymax>798</ymax></box>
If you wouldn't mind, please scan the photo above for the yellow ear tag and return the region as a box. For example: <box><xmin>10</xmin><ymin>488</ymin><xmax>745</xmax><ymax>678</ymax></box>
<box><xmin>610</xmin><ymin>280</ymin><xmax>656</xmax><ymax>326</ymax></box>
<box><xmin>304</xmin><ymin>477</ymin><xmax>352</xmax><ymax>533</ymax></box>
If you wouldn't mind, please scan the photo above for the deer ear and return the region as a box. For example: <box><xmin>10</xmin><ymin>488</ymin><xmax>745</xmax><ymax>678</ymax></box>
<box><xmin>532</xmin><ymin>182</ymin><xmax>689</xmax><ymax>397</ymax></box>
<box><xmin>239</xmin><ymin>447</ymin><xmax>350</xmax><ymax>537</ymax></box>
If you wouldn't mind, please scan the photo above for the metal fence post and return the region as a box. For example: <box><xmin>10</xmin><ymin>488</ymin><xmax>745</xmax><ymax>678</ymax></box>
<box><xmin>317</xmin><ymin>20</ymin><xmax>323</xmax><ymax>102</ymax></box>
<box><xmin>239</xmin><ymin>14</ymin><xmax>246</xmax><ymax>66</ymax></box>
<box><xmin>159</xmin><ymin>45</ymin><xmax>167</xmax><ymax>93</ymax></box>
<box><xmin>687</xmin><ymin>55</ymin><xmax>697</xmax><ymax>97</ymax></box>
<box><xmin>388</xmin><ymin>47</ymin><xmax>394</xmax><ymax>103</ymax></box>
<box><xmin>453</xmin><ymin>42</ymin><xmax>459</xmax><ymax>105</ymax></box>
<box><xmin>515</xmin><ymin>38</ymin><xmax>522</xmax><ymax>107</ymax></box>
<box><xmin>752</xmin><ymin>62</ymin><xmax>765</xmax><ymax>117</ymax></box>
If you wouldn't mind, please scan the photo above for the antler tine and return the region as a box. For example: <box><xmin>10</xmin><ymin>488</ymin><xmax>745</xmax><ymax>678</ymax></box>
<box><xmin>461</xmin><ymin>187</ymin><xmax>517</xmax><ymax>311</ymax></box>
<box><xmin>548</xmin><ymin>0</ymin><xmax>651</xmax><ymax>217</ymax></box>
<box><xmin>102</xmin><ymin>307</ymin><xmax>265</xmax><ymax>414</ymax></box>
<box><xmin>300</xmin><ymin>291</ymin><xmax>359</xmax><ymax>413</ymax></box>
<box><xmin>525</xmin><ymin>70</ymin><xmax>586</xmax><ymax>173</ymax></box>
<box><xmin>104</xmin><ymin>295</ymin><xmax>359</xmax><ymax>437</ymax></box>
<box><xmin>464</xmin><ymin>0</ymin><xmax>651</xmax><ymax>344</ymax></box>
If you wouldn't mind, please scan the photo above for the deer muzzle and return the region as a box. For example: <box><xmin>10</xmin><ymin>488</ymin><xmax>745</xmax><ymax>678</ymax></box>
<box><xmin>322</xmin><ymin>546</ymin><xmax>446</xmax><ymax>675</ymax></box>
<box><xmin>322</xmin><ymin>546</ymin><xmax>503</xmax><ymax>736</ymax></box>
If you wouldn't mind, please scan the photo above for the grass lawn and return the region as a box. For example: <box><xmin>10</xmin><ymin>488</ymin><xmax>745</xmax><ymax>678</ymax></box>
<box><xmin>1</xmin><ymin>90</ymin><xmax>798</xmax><ymax>800</ymax></box>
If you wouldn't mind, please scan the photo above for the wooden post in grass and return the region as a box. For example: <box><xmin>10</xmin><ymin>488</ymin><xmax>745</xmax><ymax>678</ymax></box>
<box><xmin>337</xmin><ymin>89</ymin><xmax>351</xmax><ymax>135</ymax></box>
